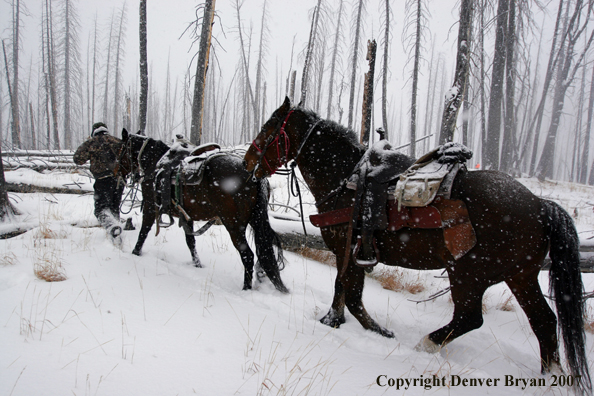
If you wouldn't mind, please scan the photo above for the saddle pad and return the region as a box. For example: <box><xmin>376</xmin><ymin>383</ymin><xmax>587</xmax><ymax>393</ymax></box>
<box><xmin>309</xmin><ymin>197</ymin><xmax>476</xmax><ymax>260</ymax></box>
<box><xmin>309</xmin><ymin>204</ymin><xmax>440</xmax><ymax>230</ymax></box>
<box><xmin>393</xmin><ymin>160</ymin><xmax>452</xmax><ymax>207</ymax></box>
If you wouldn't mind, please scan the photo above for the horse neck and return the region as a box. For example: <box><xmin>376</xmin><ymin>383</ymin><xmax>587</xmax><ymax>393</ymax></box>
<box><xmin>137</xmin><ymin>137</ymin><xmax>169</xmax><ymax>176</ymax></box>
<box><xmin>291</xmin><ymin>112</ymin><xmax>364</xmax><ymax>205</ymax></box>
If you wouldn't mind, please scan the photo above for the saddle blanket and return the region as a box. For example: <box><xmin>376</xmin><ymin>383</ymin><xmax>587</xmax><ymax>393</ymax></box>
<box><xmin>309</xmin><ymin>196</ymin><xmax>476</xmax><ymax>260</ymax></box>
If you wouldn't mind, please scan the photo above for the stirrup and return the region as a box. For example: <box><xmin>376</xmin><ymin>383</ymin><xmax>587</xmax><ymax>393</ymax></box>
<box><xmin>352</xmin><ymin>235</ymin><xmax>379</xmax><ymax>267</ymax></box>
<box><xmin>157</xmin><ymin>213</ymin><xmax>175</xmax><ymax>228</ymax></box>
<box><xmin>110</xmin><ymin>225</ymin><xmax>122</xmax><ymax>238</ymax></box>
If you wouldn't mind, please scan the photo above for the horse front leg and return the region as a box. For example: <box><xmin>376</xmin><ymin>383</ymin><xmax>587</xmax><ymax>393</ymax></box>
<box><xmin>342</xmin><ymin>259</ymin><xmax>394</xmax><ymax>338</ymax></box>
<box><xmin>132</xmin><ymin>189</ymin><xmax>156</xmax><ymax>256</ymax></box>
<box><xmin>320</xmin><ymin>252</ymin><xmax>346</xmax><ymax>328</ymax></box>
<box><xmin>181</xmin><ymin>220</ymin><xmax>202</xmax><ymax>267</ymax></box>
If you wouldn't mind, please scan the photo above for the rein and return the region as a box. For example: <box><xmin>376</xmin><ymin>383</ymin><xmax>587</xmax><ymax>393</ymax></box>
<box><xmin>251</xmin><ymin>110</ymin><xmax>293</xmax><ymax>176</ymax></box>
<box><xmin>115</xmin><ymin>136</ymin><xmax>148</xmax><ymax>214</ymax></box>
<box><xmin>250</xmin><ymin>109</ymin><xmax>323</xmax><ymax>236</ymax></box>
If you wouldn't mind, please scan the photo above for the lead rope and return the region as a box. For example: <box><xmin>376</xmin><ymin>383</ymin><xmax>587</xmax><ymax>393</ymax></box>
<box><xmin>289</xmin><ymin>161</ymin><xmax>308</xmax><ymax>236</ymax></box>
<box><xmin>119</xmin><ymin>177</ymin><xmax>141</xmax><ymax>215</ymax></box>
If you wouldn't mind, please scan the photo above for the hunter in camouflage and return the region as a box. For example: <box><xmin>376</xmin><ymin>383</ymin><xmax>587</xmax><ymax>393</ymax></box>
<box><xmin>74</xmin><ymin>122</ymin><xmax>125</xmax><ymax>241</ymax></box>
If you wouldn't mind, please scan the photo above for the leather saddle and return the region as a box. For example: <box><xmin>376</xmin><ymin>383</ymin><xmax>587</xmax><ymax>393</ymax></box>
<box><xmin>310</xmin><ymin>142</ymin><xmax>477</xmax><ymax>264</ymax></box>
<box><xmin>155</xmin><ymin>139</ymin><xmax>220</xmax><ymax>228</ymax></box>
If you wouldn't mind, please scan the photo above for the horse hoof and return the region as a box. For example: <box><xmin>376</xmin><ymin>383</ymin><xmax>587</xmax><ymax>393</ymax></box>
<box><xmin>132</xmin><ymin>249</ymin><xmax>141</xmax><ymax>256</ymax></box>
<box><xmin>193</xmin><ymin>262</ymin><xmax>203</xmax><ymax>268</ymax></box>
<box><xmin>320</xmin><ymin>310</ymin><xmax>346</xmax><ymax>328</ymax></box>
<box><xmin>376</xmin><ymin>327</ymin><xmax>395</xmax><ymax>338</ymax></box>
<box><xmin>414</xmin><ymin>335</ymin><xmax>441</xmax><ymax>353</ymax></box>
<box><xmin>275</xmin><ymin>284</ymin><xmax>290</xmax><ymax>294</ymax></box>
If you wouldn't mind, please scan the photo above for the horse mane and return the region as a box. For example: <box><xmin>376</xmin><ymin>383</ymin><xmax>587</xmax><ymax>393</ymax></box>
<box><xmin>152</xmin><ymin>137</ymin><xmax>170</xmax><ymax>153</ymax></box>
<box><xmin>296</xmin><ymin>107</ymin><xmax>366</xmax><ymax>153</ymax></box>
<box><xmin>131</xmin><ymin>133</ymin><xmax>170</xmax><ymax>154</ymax></box>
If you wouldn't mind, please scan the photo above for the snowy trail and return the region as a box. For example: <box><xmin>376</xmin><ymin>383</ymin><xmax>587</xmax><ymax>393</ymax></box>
<box><xmin>1</xmin><ymin>173</ymin><xmax>594</xmax><ymax>395</ymax></box>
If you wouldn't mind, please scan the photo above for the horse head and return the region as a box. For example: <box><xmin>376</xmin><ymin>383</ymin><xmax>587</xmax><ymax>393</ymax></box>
<box><xmin>245</xmin><ymin>96</ymin><xmax>296</xmax><ymax>179</ymax></box>
<box><xmin>118</xmin><ymin>129</ymin><xmax>152</xmax><ymax>182</ymax></box>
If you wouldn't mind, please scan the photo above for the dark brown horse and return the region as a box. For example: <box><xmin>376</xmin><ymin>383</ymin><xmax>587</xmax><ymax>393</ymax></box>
<box><xmin>118</xmin><ymin>130</ymin><xmax>288</xmax><ymax>293</ymax></box>
<box><xmin>244</xmin><ymin>97</ymin><xmax>591</xmax><ymax>394</ymax></box>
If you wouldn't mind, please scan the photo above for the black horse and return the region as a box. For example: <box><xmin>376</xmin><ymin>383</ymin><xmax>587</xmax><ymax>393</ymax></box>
<box><xmin>245</xmin><ymin>97</ymin><xmax>591</xmax><ymax>394</ymax></box>
<box><xmin>118</xmin><ymin>130</ymin><xmax>288</xmax><ymax>293</ymax></box>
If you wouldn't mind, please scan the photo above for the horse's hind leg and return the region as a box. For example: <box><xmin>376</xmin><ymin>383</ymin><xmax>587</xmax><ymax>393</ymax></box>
<box><xmin>133</xmin><ymin>189</ymin><xmax>156</xmax><ymax>256</ymax></box>
<box><xmin>225</xmin><ymin>224</ymin><xmax>255</xmax><ymax>291</ymax></box>
<box><xmin>506</xmin><ymin>273</ymin><xmax>560</xmax><ymax>373</ymax></box>
<box><xmin>417</xmin><ymin>278</ymin><xmax>488</xmax><ymax>352</ymax></box>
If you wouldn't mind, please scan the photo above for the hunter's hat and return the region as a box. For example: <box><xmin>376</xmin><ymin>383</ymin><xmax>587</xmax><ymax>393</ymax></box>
<box><xmin>91</xmin><ymin>122</ymin><xmax>109</xmax><ymax>137</ymax></box>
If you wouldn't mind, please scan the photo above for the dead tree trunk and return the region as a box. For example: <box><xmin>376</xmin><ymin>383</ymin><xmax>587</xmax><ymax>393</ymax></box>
<box><xmin>0</xmin><ymin>145</ymin><xmax>18</xmax><ymax>221</ymax></box>
<box><xmin>2</xmin><ymin>40</ymin><xmax>17</xmax><ymax>148</ymax></box>
<box><xmin>103</xmin><ymin>11</ymin><xmax>115</xmax><ymax>124</ymax></box>
<box><xmin>300</xmin><ymin>0</ymin><xmax>322</xmax><ymax>107</ymax></box>
<box><xmin>113</xmin><ymin>4</ymin><xmax>127</xmax><ymax>134</ymax></box>
<box><xmin>327</xmin><ymin>0</ymin><xmax>344</xmax><ymax>120</ymax></box>
<box><xmin>63</xmin><ymin>0</ymin><xmax>73</xmax><ymax>149</ymax></box>
<box><xmin>11</xmin><ymin>0</ymin><xmax>21</xmax><ymax>148</ymax></box>
<box><xmin>581</xmin><ymin>65</ymin><xmax>594</xmax><ymax>184</ymax></box>
<box><xmin>381</xmin><ymin>0</ymin><xmax>390</xmax><ymax>138</ymax></box>
<box><xmin>537</xmin><ymin>1</ymin><xmax>594</xmax><ymax>181</ymax></box>
<box><xmin>484</xmin><ymin>0</ymin><xmax>509</xmax><ymax>169</ymax></box>
<box><xmin>405</xmin><ymin>0</ymin><xmax>425</xmax><ymax>157</ymax></box>
<box><xmin>190</xmin><ymin>0</ymin><xmax>216</xmax><ymax>144</ymax></box>
<box><xmin>254</xmin><ymin>0</ymin><xmax>267</xmax><ymax>130</ymax></box>
<box><xmin>29</xmin><ymin>102</ymin><xmax>36</xmax><ymax>149</ymax></box>
<box><xmin>347</xmin><ymin>0</ymin><xmax>364</xmax><ymax>130</ymax></box>
<box><xmin>528</xmin><ymin>0</ymin><xmax>565</xmax><ymax>176</ymax></box>
<box><xmin>439</xmin><ymin>0</ymin><xmax>473</xmax><ymax>144</ymax></box>
<box><xmin>233</xmin><ymin>0</ymin><xmax>258</xmax><ymax>140</ymax></box>
<box><xmin>501</xmin><ymin>0</ymin><xmax>516</xmax><ymax>173</ymax></box>
<box><xmin>139</xmin><ymin>0</ymin><xmax>148</xmax><ymax>133</ymax></box>
<box><xmin>46</xmin><ymin>0</ymin><xmax>60</xmax><ymax>149</ymax></box>
<box><xmin>360</xmin><ymin>40</ymin><xmax>376</xmax><ymax>147</ymax></box>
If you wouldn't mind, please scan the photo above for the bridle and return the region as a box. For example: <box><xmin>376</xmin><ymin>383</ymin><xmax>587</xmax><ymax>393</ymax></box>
<box><xmin>114</xmin><ymin>134</ymin><xmax>148</xmax><ymax>214</ymax></box>
<box><xmin>116</xmin><ymin>135</ymin><xmax>149</xmax><ymax>181</ymax></box>
<box><xmin>114</xmin><ymin>140</ymin><xmax>132</xmax><ymax>182</ymax></box>
<box><xmin>249</xmin><ymin>108</ymin><xmax>322</xmax><ymax>235</ymax></box>
<box><xmin>251</xmin><ymin>110</ymin><xmax>293</xmax><ymax>176</ymax></box>
<box><xmin>250</xmin><ymin>108</ymin><xmax>321</xmax><ymax>179</ymax></box>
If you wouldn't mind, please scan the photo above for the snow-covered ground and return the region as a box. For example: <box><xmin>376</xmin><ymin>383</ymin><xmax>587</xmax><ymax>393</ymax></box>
<box><xmin>2</xmin><ymin>168</ymin><xmax>594</xmax><ymax>396</ymax></box>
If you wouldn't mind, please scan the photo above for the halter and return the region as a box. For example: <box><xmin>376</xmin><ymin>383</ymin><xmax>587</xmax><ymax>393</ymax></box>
<box><xmin>250</xmin><ymin>108</ymin><xmax>323</xmax><ymax>236</ymax></box>
<box><xmin>250</xmin><ymin>109</ymin><xmax>321</xmax><ymax>177</ymax></box>
<box><xmin>251</xmin><ymin>110</ymin><xmax>293</xmax><ymax>175</ymax></box>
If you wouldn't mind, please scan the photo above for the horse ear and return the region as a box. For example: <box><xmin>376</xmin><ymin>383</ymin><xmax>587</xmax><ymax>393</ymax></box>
<box><xmin>122</xmin><ymin>128</ymin><xmax>128</xmax><ymax>140</ymax></box>
<box><xmin>282</xmin><ymin>96</ymin><xmax>292</xmax><ymax>110</ymax></box>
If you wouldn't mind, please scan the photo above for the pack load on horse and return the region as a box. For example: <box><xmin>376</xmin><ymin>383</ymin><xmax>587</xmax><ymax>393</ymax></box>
<box><xmin>117</xmin><ymin>130</ymin><xmax>288</xmax><ymax>293</ymax></box>
<box><xmin>244</xmin><ymin>97</ymin><xmax>591</xmax><ymax>395</ymax></box>
<box><xmin>344</xmin><ymin>137</ymin><xmax>474</xmax><ymax>267</ymax></box>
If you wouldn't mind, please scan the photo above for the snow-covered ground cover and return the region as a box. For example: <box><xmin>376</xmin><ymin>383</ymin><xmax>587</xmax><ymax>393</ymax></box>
<box><xmin>1</xmin><ymin>168</ymin><xmax>594</xmax><ymax>396</ymax></box>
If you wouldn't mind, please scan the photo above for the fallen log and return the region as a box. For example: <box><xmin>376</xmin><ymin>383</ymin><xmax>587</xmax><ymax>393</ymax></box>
<box><xmin>278</xmin><ymin>230</ymin><xmax>594</xmax><ymax>272</ymax></box>
<box><xmin>7</xmin><ymin>182</ymin><xmax>92</xmax><ymax>195</ymax></box>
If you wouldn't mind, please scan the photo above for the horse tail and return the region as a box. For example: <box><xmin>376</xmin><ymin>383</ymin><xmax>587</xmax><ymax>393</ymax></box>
<box><xmin>543</xmin><ymin>199</ymin><xmax>591</xmax><ymax>394</ymax></box>
<box><xmin>249</xmin><ymin>177</ymin><xmax>289</xmax><ymax>293</ymax></box>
